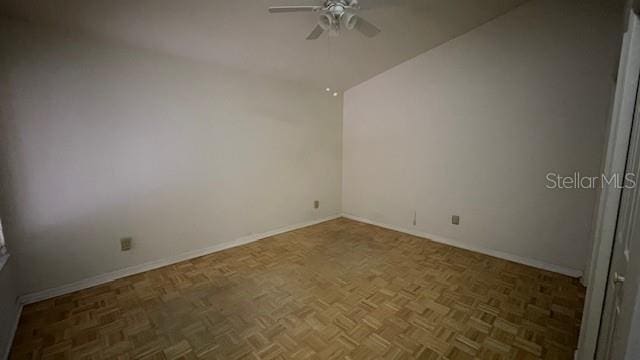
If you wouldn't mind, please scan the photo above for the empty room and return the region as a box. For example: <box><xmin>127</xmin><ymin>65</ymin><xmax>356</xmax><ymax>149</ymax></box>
<box><xmin>1</xmin><ymin>0</ymin><xmax>640</xmax><ymax>359</ymax></box>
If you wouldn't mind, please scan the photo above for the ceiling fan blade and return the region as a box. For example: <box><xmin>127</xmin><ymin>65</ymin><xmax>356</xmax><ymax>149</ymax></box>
<box><xmin>306</xmin><ymin>24</ymin><xmax>325</xmax><ymax>40</ymax></box>
<box><xmin>268</xmin><ymin>6</ymin><xmax>320</xmax><ymax>13</ymax></box>
<box><xmin>357</xmin><ymin>0</ymin><xmax>427</xmax><ymax>11</ymax></box>
<box><xmin>355</xmin><ymin>16</ymin><xmax>381</xmax><ymax>37</ymax></box>
<box><xmin>357</xmin><ymin>0</ymin><xmax>400</xmax><ymax>10</ymax></box>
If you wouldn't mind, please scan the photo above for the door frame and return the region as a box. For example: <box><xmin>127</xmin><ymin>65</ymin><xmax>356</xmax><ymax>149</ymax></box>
<box><xmin>577</xmin><ymin>7</ymin><xmax>640</xmax><ymax>360</ymax></box>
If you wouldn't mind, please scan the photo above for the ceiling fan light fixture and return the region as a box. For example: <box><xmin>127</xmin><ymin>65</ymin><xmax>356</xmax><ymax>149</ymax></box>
<box><xmin>341</xmin><ymin>12</ymin><xmax>358</xmax><ymax>31</ymax></box>
<box><xmin>268</xmin><ymin>0</ymin><xmax>381</xmax><ymax>40</ymax></box>
<box><xmin>319</xmin><ymin>13</ymin><xmax>333</xmax><ymax>30</ymax></box>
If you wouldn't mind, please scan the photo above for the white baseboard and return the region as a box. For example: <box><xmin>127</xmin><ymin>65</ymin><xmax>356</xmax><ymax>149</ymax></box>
<box><xmin>2</xmin><ymin>302</ymin><xmax>22</xmax><ymax>360</ymax></box>
<box><xmin>9</xmin><ymin>212</ymin><xmax>581</xmax><ymax>357</ymax></box>
<box><xmin>18</xmin><ymin>215</ymin><xmax>341</xmax><ymax>306</ymax></box>
<box><xmin>342</xmin><ymin>213</ymin><xmax>583</xmax><ymax>278</ymax></box>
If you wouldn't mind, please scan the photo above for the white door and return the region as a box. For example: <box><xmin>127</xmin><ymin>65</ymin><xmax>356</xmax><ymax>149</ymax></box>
<box><xmin>578</xmin><ymin>9</ymin><xmax>640</xmax><ymax>359</ymax></box>
<box><xmin>596</xmin><ymin>15</ymin><xmax>640</xmax><ymax>356</ymax></box>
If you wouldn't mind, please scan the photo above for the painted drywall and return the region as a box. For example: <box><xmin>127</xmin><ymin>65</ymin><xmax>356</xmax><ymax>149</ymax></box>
<box><xmin>0</xmin><ymin>260</ymin><xmax>20</xmax><ymax>359</ymax></box>
<box><xmin>0</xmin><ymin>19</ymin><xmax>342</xmax><ymax>295</ymax></box>
<box><xmin>342</xmin><ymin>0</ymin><xmax>622</xmax><ymax>273</ymax></box>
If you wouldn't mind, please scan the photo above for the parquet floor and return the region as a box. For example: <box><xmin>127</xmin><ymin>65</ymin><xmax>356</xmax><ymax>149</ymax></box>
<box><xmin>10</xmin><ymin>218</ymin><xmax>585</xmax><ymax>359</ymax></box>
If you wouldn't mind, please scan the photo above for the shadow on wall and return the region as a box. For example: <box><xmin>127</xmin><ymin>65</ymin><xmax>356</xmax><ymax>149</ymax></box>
<box><xmin>0</xmin><ymin>19</ymin><xmax>343</xmax><ymax>296</ymax></box>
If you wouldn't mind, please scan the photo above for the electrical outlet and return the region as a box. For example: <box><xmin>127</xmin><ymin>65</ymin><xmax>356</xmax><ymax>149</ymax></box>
<box><xmin>120</xmin><ymin>237</ymin><xmax>132</xmax><ymax>251</ymax></box>
<box><xmin>314</xmin><ymin>200</ymin><xmax>319</xmax><ymax>209</ymax></box>
<box><xmin>452</xmin><ymin>215</ymin><xmax>460</xmax><ymax>225</ymax></box>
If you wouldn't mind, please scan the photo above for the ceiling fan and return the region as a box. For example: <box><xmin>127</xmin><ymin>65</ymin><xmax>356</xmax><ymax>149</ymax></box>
<box><xmin>268</xmin><ymin>0</ymin><xmax>381</xmax><ymax>40</ymax></box>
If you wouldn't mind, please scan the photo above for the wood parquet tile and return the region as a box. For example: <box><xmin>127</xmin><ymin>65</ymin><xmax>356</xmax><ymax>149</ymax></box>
<box><xmin>9</xmin><ymin>218</ymin><xmax>585</xmax><ymax>359</ymax></box>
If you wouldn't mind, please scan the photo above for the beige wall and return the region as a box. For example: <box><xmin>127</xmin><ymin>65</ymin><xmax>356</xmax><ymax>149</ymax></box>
<box><xmin>342</xmin><ymin>0</ymin><xmax>621</xmax><ymax>274</ymax></box>
<box><xmin>0</xmin><ymin>19</ymin><xmax>343</xmax><ymax>295</ymax></box>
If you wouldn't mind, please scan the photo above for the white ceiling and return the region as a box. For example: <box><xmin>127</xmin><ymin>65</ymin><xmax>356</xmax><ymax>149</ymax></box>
<box><xmin>0</xmin><ymin>0</ymin><xmax>529</xmax><ymax>90</ymax></box>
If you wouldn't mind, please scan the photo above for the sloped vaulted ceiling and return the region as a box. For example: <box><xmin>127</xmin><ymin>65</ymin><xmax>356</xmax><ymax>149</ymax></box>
<box><xmin>0</xmin><ymin>0</ymin><xmax>530</xmax><ymax>90</ymax></box>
